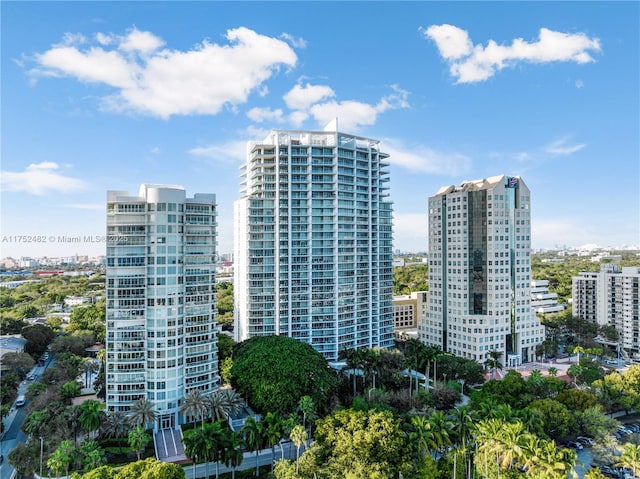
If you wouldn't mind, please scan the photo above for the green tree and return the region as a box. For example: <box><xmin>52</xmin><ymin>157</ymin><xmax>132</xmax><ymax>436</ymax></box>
<box><xmin>67</xmin><ymin>303</ymin><xmax>106</xmax><ymax>342</ymax></box>
<box><xmin>222</xmin><ymin>431</ymin><xmax>244</xmax><ymax>479</ymax></box>
<box><xmin>0</xmin><ymin>351</ymin><xmax>35</xmax><ymax>379</ymax></box>
<box><xmin>289</xmin><ymin>424</ymin><xmax>307</xmax><ymax>473</ymax></box>
<box><xmin>0</xmin><ymin>315</ymin><xmax>27</xmax><ymax>335</ymax></box>
<box><xmin>529</xmin><ymin>398</ymin><xmax>576</xmax><ymax>440</ymax></box>
<box><xmin>180</xmin><ymin>388</ymin><xmax>208</xmax><ymax>427</ymax></box>
<box><xmin>308</xmin><ymin>408</ymin><xmax>414</xmax><ymax>478</ymax></box>
<box><xmin>128</xmin><ymin>425</ymin><xmax>152</xmax><ymax>460</ymax></box>
<box><xmin>7</xmin><ymin>440</ymin><xmax>41</xmax><ymax>477</ymax></box>
<box><xmin>48</xmin><ymin>439</ymin><xmax>77</xmax><ymax>478</ymax></box>
<box><xmin>78</xmin><ymin>399</ymin><xmax>104</xmax><ymax>438</ymax></box>
<box><xmin>127</xmin><ymin>397</ymin><xmax>157</xmax><ymax>428</ymax></box>
<box><xmin>79</xmin><ymin>440</ymin><xmax>107</xmax><ymax>472</ymax></box>
<box><xmin>217</xmin><ymin>333</ymin><xmax>234</xmax><ymax>362</ymax></box>
<box><xmin>263</xmin><ymin>412</ymin><xmax>284</xmax><ymax>471</ymax></box>
<box><xmin>617</xmin><ymin>443</ymin><xmax>640</xmax><ymax>478</ymax></box>
<box><xmin>183</xmin><ymin>426</ymin><xmax>209</xmax><ymax>478</ymax></box>
<box><xmin>117</xmin><ymin>458</ymin><xmax>185</xmax><ymax>479</ymax></box>
<box><xmin>231</xmin><ymin>335</ymin><xmax>338</xmax><ymax>416</ymax></box>
<box><xmin>21</xmin><ymin>323</ymin><xmax>55</xmax><ymax>357</ymax></box>
<box><xmin>101</xmin><ymin>410</ymin><xmax>130</xmax><ymax>453</ymax></box>
<box><xmin>241</xmin><ymin>416</ymin><xmax>265</xmax><ymax>477</ymax></box>
<box><xmin>80</xmin><ymin>465</ymin><xmax>114</xmax><ymax>479</ymax></box>
<box><xmin>206</xmin><ymin>387</ymin><xmax>245</xmax><ymax>423</ymax></box>
<box><xmin>485</xmin><ymin>350</ymin><xmax>503</xmax><ymax>380</ymax></box>
<box><xmin>297</xmin><ymin>395</ymin><xmax>316</xmax><ymax>435</ymax></box>
<box><xmin>60</xmin><ymin>380</ymin><xmax>82</xmax><ymax>400</ymax></box>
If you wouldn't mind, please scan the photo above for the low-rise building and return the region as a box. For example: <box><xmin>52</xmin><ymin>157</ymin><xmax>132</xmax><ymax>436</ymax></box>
<box><xmin>531</xmin><ymin>280</ymin><xmax>566</xmax><ymax>314</ymax></box>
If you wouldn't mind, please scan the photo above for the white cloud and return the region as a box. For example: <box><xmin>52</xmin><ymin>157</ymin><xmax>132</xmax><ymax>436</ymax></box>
<box><xmin>575</xmin><ymin>79</ymin><xmax>584</xmax><ymax>88</ymax></box>
<box><xmin>280</xmin><ymin>33</ymin><xmax>307</xmax><ymax>49</ymax></box>
<box><xmin>421</xmin><ymin>24</ymin><xmax>472</xmax><ymax>60</ymax></box>
<box><xmin>545</xmin><ymin>137</ymin><xmax>586</xmax><ymax>155</ymax></box>
<box><xmin>118</xmin><ymin>28</ymin><xmax>165</xmax><ymax>53</ymax></box>
<box><xmin>423</xmin><ymin>25</ymin><xmax>601</xmax><ymax>83</ymax></box>
<box><xmin>308</xmin><ymin>85</ymin><xmax>410</xmax><ymax>131</ymax></box>
<box><xmin>383</xmin><ymin>141</ymin><xmax>471</xmax><ymax>176</ymax></box>
<box><xmin>188</xmin><ymin>140</ymin><xmax>247</xmax><ymax>164</ymax></box>
<box><xmin>30</xmin><ymin>26</ymin><xmax>298</xmax><ymax>118</ymax></box>
<box><xmin>283</xmin><ymin>83</ymin><xmax>335</xmax><ymax>110</ymax></box>
<box><xmin>247</xmin><ymin>107</ymin><xmax>285</xmax><ymax>123</ymax></box>
<box><xmin>95</xmin><ymin>32</ymin><xmax>113</xmax><ymax>46</ymax></box>
<box><xmin>1</xmin><ymin>162</ymin><xmax>87</xmax><ymax>195</ymax></box>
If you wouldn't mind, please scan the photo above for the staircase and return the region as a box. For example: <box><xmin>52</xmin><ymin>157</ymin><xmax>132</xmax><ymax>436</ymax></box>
<box><xmin>154</xmin><ymin>428</ymin><xmax>187</xmax><ymax>463</ymax></box>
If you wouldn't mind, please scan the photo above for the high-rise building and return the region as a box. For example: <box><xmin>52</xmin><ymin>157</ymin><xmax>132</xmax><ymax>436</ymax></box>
<box><xmin>422</xmin><ymin>175</ymin><xmax>544</xmax><ymax>366</ymax></box>
<box><xmin>573</xmin><ymin>264</ymin><xmax>640</xmax><ymax>354</ymax></box>
<box><xmin>233</xmin><ymin>121</ymin><xmax>394</xmax><ymax>360</ymax></box>
<box><xmin>106</xmin><ymin>185</ymin><xmax>218</xmax><ymax>430</ymax></box>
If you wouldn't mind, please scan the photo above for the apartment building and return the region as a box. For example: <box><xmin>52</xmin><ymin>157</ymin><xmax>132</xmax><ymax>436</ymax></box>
<box><xmin>234</xmin><ymin>121</ymin><xmax>394</xmax><ymax>360</ymax></box>
<box><xmin>423</xmin><ymin>175</ymin><xmax>544</xmax><ymax>366</ymax></box>
<box><xmin>106</xmin><ymin>185</ymin><xmax>218</xmax><ymax>430</ymax></box>
<box><xmin>573</xmin><ymin>264</ymin><xmax>640</xmax><ymax>353</ymax></box>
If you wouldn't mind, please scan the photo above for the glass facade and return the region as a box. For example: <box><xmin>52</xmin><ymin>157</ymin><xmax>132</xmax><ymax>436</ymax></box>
<box><xmin>106</xmin><ymin>185</ymin><xmax>218</xmax><ymax>430</ymax></box>
<box><xmin>234</xmin><ymin>128</ymin><xmax>394</xmax><ymax>360</ymax></box>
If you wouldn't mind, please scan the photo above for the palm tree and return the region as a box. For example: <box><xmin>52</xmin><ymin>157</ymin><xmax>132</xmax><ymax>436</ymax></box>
<box><xmin>205</xmin><ymin>421</ymin><xmax>228</xmax><ymax>479</ymax></box>
<box><xmin>180</xmin><ymin>389</ymin><xmax>208</xmax><ymax>427</ymax></box>
<box><xmin>338</xmin><ymin>348</ymin><xmax>359</xmax><ymax>396</ymax></box>
<box><xmin>617</xmin><ymin>442</ymin><xmax>640</xmax><ymax>478</ymax></box>
<box><xmin>263</xmin><ymin>412</ymin><xmax>283</xmax><ymax>471</ymax></box>
<box><xmin>223</xmin><ymin>431</ymin><xmax>244</xmax><ymax>479</ymax></box>
<box><xmin>548</xmin><ymin>366</ymin><xmax>558</xmax><ymax>377</ymax></box>
<box><xmin>101</xmin><ymin>410</ymin><xmax>129</xmax><ymax>453</ymax></box>
<box><xmin>524</xmin><ymin>435</ymin><xmax>577</xmax><ymax>479</ymax></box>
<box><xmin>207</xmin><ymin>388</ymin><xmax>245</xmax><ymax>423</ymax></box>
<box><xmin>409</xmin><ymin>415</ymin><xmax>439</xmax><ymax>459</ymax></box>
<box><xmin>298</xmin><ymin>395</ymin><xmax>316</xmax><ymax>435</ymax></box>
<box><xmin>127</xmin><ymin>397</ymin><xmax>158</xmax><ymax>428</ymax></box>
<box><xmin>485</xmin><ymin>350</ymin><xmax>503</xmax><ymax>380</ymax></box>
<box><xmin>184</xmin><ymin>426</ymin><xmax>209</xmax><ymax>479</ymax></box>
<box><xmin>242</xmin><ymin>416</ymin><xmax>265</xmax><ymax>477</ymax></box>
<box><xmin>78</xmin><ymin>399</ymin><xmax>104</xmax><ymax>439</ymax></box>
<box><xmin>290</xmin><ymin>424</ymin><xmax>307</xmax><ymax>474</ymax></box>
<box><xmin>449</xmin><ymin>405</ymin><xmax>476</xmax><ymax>449</ymax></box>
<box><xmin>128</xmin><ymin>425</ymin><xmax>152</xmax><ymax>460</ymax></box>
<box><xmin>47</xmin><ymin>440</ymin><xmax>76</xmax><ymax>478</ymax></box>
<box><xmin>428</xmin><ymin>410</ymin><xmax>452</xmax><ymax>456</ymax></box>
<box><xmin>404</xmin><ymin>339</ymin><xmax>425</xmax><ymax>395</ymax></box>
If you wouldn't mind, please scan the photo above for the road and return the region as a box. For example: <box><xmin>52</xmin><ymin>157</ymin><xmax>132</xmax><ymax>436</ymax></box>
<box><xmin>0</xmin><ymin>355</ymin><xmax>52</xmax><ymax>479</ymax></box>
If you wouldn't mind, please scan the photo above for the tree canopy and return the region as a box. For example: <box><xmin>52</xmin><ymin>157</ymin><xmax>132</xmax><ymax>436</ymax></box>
<box><xmin>231</xmin><ymin>335</ymin><xmax>338</xmax><ymax>416</ymax></box>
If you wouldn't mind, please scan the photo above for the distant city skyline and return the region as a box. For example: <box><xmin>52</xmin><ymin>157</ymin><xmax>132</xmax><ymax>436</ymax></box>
<box><xmin>2</xmin><ymin>2</ymin><xmax>638</xmax><ymax>258</ymax></box>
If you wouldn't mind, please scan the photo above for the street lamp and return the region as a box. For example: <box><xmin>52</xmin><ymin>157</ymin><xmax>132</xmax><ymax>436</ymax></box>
<box><xmin>39</xmin><ymin>436</ymin><xmax>44</xmax><ymax>478</ymax></box>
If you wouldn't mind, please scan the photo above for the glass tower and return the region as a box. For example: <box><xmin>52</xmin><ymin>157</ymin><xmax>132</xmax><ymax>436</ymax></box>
<box><xmin>423</xmin><ymin>175</ymin><xmax>544</xmax><ymax>366</ymax></box>
<box><xmin>106</xmin><ymin>185</ymin><xmax>218</xmax><ymax>430</ymax></box>
<box><xmin>234</xmin><ymin>122</ymin><xmax>394</xmax><ymax>360</ymax></box>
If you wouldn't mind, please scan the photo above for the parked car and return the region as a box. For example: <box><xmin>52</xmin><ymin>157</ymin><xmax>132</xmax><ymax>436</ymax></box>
<box><xmin>576</xmin><ymin>436</ymin><xmax>594</xmax><ymax>446</ymax></box>
<box><xmin>566</xmin><ymin>441</ymin><xmax>584</xmax><ymax>450</ymax></box>
<box><xmin>26</xmin><ymin>373</ymin><xmax>35</xmax><ymax>381</ymax></box>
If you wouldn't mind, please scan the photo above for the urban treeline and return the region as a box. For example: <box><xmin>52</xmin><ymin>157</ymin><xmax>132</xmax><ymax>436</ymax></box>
<box><xmin>2</xmin><ymin>251</ymin><xmax>640</xmax><ymax>478</ymax></box>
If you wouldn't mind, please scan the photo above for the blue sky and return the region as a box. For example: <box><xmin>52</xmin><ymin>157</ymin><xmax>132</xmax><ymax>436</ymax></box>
<box><xmin>1</xmin><ymin>1</ymin><xmax>638</xmax><ymax>258</ymax></box>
